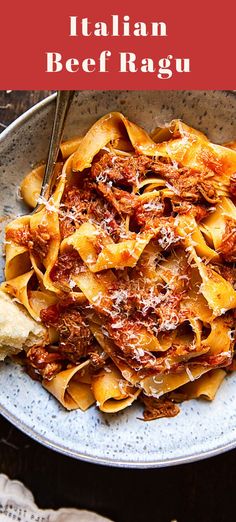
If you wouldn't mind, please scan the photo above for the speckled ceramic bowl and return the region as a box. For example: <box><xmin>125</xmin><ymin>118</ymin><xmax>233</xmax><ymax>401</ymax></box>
<box><xmin>0</xmin><ymin>91</ymin><xmax>236</xmax><ymax>468</ymax></box>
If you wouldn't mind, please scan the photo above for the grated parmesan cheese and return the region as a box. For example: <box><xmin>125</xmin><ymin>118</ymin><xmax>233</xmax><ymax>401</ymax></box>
<box><xmin>68</xmin><ymin>279</ymin><xmax>76</xmax><ymax>289</ymax></box>
<box><xmin>186</xmin><ymin>367</ymin><xmax>195</xmax><ymax>382</ymax></box>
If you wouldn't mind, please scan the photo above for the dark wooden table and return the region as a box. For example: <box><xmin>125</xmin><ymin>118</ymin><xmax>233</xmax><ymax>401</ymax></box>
<box><xmin>0</xmin><ymin>91</ymin><xmax>236</xmax><ymax>522</ymax></box>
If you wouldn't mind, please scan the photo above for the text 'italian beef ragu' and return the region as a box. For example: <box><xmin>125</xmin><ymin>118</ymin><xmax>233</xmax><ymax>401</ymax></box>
<box><xmin>46</xmin><ymin>16</ymin><xmax>190</xmax><ymax>79</ymax></box>
<box><xmin>2</xmin><ymin>112</ymin><xmax>236</xmax><ymax>421</ymax></box>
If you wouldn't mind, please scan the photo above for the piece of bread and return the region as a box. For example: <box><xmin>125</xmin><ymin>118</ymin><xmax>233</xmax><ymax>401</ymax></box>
<box><xmin>0</xmin><ymin>291</ymin><xmax>47</xmax><ymax>361</ymax></box>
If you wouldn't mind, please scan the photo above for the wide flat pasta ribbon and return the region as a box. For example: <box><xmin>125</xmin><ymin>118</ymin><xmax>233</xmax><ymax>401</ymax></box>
<box><xmin>171</xmin><ymin>369</ymin><xmax>226</xmax><ymax>401</ymax></box>
<box><xmin>1</xmin><ymin>270</ymin><xmax>39</xmax><ymax>321</ymax></box>
<box><xmin>72</xmin><ymin>111</ymin><xmax>173</xmax><ymax>172</ymax></box>
<box><xmin>5</xmin><ymin>216</ymin><xmax>31</xmax><ymax>280</ymax></box>
<box><xmin>140</xmin><ymin>366</ymin><xmax>211</xmax><ymax>398</ymax></box>
<box><xmin>176</xmin><ymin>214</ymin><xmax>221</xmax><ymax>263</ymax></box>
<box><xmin>91</xmin><ymin>364</ymin><xmax>140</xmax><ymax>413</ymax></box>
<box><xmin>198</xmin><ymin>262</ymin><xmax>236</xmax><ymax>317</ymax></box>
<box><xmin>32</xmin><ymin>160</ymin><xmax>69</xmax><ymax>294</ymax></box>
<box><xmin>201</xmin><ymin>317</ymin><xmax>233</xmax><ymax>356</ymax></box>
<box><xmin>20</xmin><ymin>164</ymin><xmax>45</xmax><ymax>208</ymax></box>
<box><xmin>43</xmin><ymin>360</ymin><xmax>95</xmax><ymax>411</ymax></box>
<box><xmin>180</xmin><ymin>268</ymin><xmax>213</xmax><ymax>323</ymax></box>
<box><xmin>152</xmin><ymin>122</ymin><xmax>236</xmax><ymax>196</ymax></box>
<box><xmin>78</xmin><ymin>272</ymin><xmax>162</xmax><ymax>352</ymax></box>
<box><xmin>61</xmin><ymin>222</ymin><xmax>152</xmax><ymax>272</ymax></box>
<box><xmin>181</xmin><ymin>242</ymin><xmax>236</xmax><ymax>317</ymax></box>
<box><xmin>201</xmin><ymin>196</ymin><xmax>236</xmax><ymax>250</ymax></box>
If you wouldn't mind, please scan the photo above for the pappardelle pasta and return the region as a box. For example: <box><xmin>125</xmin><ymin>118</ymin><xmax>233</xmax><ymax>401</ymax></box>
<box><xmin>2</xmin><ymin>112</ymin><xmax>236</xmax><ymax>420</ymax></box>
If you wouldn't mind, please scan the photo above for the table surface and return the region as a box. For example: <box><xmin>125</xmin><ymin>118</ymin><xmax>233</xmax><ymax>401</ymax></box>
<box><xmin>0</xmin><ymin>91</ymin><xmax>236</xmax><ymax>522</ymax></box>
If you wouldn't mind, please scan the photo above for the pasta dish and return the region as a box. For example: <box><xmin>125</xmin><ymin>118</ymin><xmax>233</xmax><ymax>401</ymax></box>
<box><xmin>2</xmin><ymin>112</ymin><xmax>236</xmax><ymax>421</ymax></box>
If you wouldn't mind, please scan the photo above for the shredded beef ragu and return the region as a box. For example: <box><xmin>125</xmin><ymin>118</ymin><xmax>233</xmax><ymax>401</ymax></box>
<box><xmin>61</xmin><ymin>183</ymin><xmax>121</xmax><ymax>240</ymax></box>
<box><xmin>171</xmin><ymin>200</ymin><xmax>209</xmax><ymax>222</ymax></box>
<box><xmin>218</xmin><ymin>218</ymin><xmax>236</xmax><ymax>262</ymax></box>
<box><xmin>90</xmin><ymin>152</ymin><xmax>218</xmax><ymax>204</ymax></box>
<box><xmin>6</xmin><ymin>224</ymin><xmax>51</xmax><ymax>258</ymax></box>
<box><xmin>59</xmin><ymin>217</ymin><xmax>76</xmax><ymax>240</ymax></box>
<box><xmin>133</xmin><ymin>197</ymin><xmax>164</xmax><ymax>227</ymax></box>
<box><xmin>140</xmin><ymin>395</ymin><xmax>180</xmax><ymax>421</ymax></box>
<box><xmin>50</xmin><ymin>250</ymin><xmax>83</xmax><ymax>284</ymax></box>
<box><xmin>87</xmin><ymin>346</ymin><xmax>108</xmax><ymax>370</ymax></box>
<box><xmin>96</xmin><ymin>182</ymin><xmax>137</xmax><ymax>216</ymax></box>
<box><xmin>218</xmin><ymin>265</ymin><xmax>236</xmax><ymax>286</ymax></box>
<box><xmin>229</xmin><ymin>173</ymin><xmax>236</xmax><ymax>198</ymax></box>
<box><xmin>26</xmin><ymin>345</ymin><xmax>63</xmax><ymax>380</ymax></box>
<box><xmin>41</xmin><ymin>304</ymin><xmax>93</xmax><ymax>363</ymax></box>
<box><xmin>6</xmin><ymin>226</ymin><xmax>31</xmax><ymax>247</ymax></box>
<box><xmin>90</xmin><ymin>152</ymin><xmax>152</xmax><ymax>186</ymax></box>
<box><xmin>8</xmin><ymin>116</ymin><xmax>236</xmax><ymax>421</ymax></box>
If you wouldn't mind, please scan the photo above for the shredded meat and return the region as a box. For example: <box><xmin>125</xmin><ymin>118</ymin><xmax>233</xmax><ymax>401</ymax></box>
<box><xmin>214</xmin><ymin>264</ymin><xmax>236</xmax><ymax>286</ymax></box>
<box><xmin>61</xmin><ymin>184</ymin><xmax>102</xmax><ymax>222</ymax></box>
<box><xmin>91</xmin><ymin>152</ymin><xmax>152</xmax><ymax>186</ymax></box>
<box><xmin>30</xmin><ymin>225</ymin><xmax>51</xmax><ymax>258</ymax></box>
<box><xmin>155</xmin><ymin>218</ymin><xmax>181</xmax><ymax>248</ymax></box>
<box><xmin>140</xmin><ymin>395</ymin><xmax>180</xmax><ymax>421</ymax></box>
<box><xmin>6</xmin><ymin>225</ymin><xmax>31</xmax><ymax>247</ymax></box>
<box><xmin>218</xmin><ymin>218</ymin><xmax>236</xmax><ymax>262</ymax></box>
<box><xmin>105</xmin><ymin>319</ymin><xmax>158</xmax><ymax>371</ymax></box>
<box><xmin>6</xmin><ymin>224</ymin><xmax>51</xmax><ymax>258</ymax></box>
<box><xmin>158</xmin><ymin>291</ymin><xmax>187</xmax><ymax>331</ymax></box>
<box><xmin>58</xmin><ymin>310</ymin><xmax>93</xmax><ymax>362</ymax></box>
<box><xmin>61</xmin><ymin>183</ymin><xmax>121</xmax><ymax>240</ymax></box>
<box><xmin>96</xmin><ymin>182</ymin><xmax>137</xmax><ymax>215</ymax></box>
<box><xmin>229</xmin><ymin>173</ymin><xmax>236</xmax><ymax>197</ymax></box>
<box><xmin>40</xmin><ymin>303</ymin><xmax>60</xmax><ymax>324</ymax></box>
<box><xmin>41</xmin><ymin>305</ymin><xmax>93</xmax><ymax>363</ymax></box>
<box><xmin>200</xmin><ymin>149</ymin><xmax>224</xmax><ymax>176</ymax></box>
<box><xmin>91</xmin><ymin>152</ymin><xmax>218</xmax><ymax>203</ymax></box>
<box><xmin>191</xmin><ymin>204</ymin><xmax>209</xmax><ymax>222</ymax></box>
<box><xmin>148</xmin><ymin>160</ymin><xmax>218</xmax><ymax>203</ymax></box>
<box><xmin>50</xmin><ymin>250</ymin><xmax>83</xmax><ymax>284</ymax></box>
<box><xmin>195</xmin><ymin>352</ymin><xmax>233</xmax><ymax>368</ymax></box>
<box><xmin>26</xmin><ymin>345</ymin><xmax>63</xmax><ymax>380</ymax></box>
<box><xmin>133</xmin><ymin>196</ymin><xmax>164</xmax><ymax>227</ymax></box>
<box><xmin>59</xmin><ymin>217</ymin><xmax>76</xmax><ymax>239</ymax></box>
<box><xmin>88</xmin><ymin>345</ymin><xmax>108</xmax><ymax>370</ymax></box>
<box><xmin>171</xmin><ymin>199</ymin><xmax>209</xmax><ymax>222</ymax></box>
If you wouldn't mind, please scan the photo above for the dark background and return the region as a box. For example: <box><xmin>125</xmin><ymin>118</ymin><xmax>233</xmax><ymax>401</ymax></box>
<box><xmin>0</xmin><ymin>91</ymin><xmax>235</xmax><ymax>522</ymax></box>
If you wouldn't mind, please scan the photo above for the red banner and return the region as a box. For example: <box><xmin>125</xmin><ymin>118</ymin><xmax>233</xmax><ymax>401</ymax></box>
<box><xmin>0</xmin><ymin>0</ymin><xmax>234</xmax><ymax>89</ymax></box>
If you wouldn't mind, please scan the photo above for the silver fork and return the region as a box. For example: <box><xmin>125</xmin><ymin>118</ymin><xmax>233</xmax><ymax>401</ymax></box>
<box><xmin>32</xmin><ymin>90</ymin><xmax>74</xmax><ymax>214</ymax></box>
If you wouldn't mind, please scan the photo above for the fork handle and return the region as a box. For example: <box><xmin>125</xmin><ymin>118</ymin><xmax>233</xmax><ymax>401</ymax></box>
<box><xmin>33</xmin><ymin>90</ymin><xmax>74</xmax><ymax>213</ymax></box>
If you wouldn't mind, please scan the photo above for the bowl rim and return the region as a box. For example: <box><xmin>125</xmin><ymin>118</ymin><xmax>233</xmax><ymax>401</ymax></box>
<box><xmin>0</xmin><ymin>92</ymin><xmax>56</xmax><ymax>144</ymax></box>
<box><xmin>0</xmin><ymin>90</ymin><xmax>235</xmax><ymax>145</ymax></box>
<box><xmin>0</xmin><ymin>90</ymin><xmax>236</xmax><ymax>468</ymax></box>
<box><xmin>1</xmin><ymin>395</ymin><xmax>236</xmax><ymax>468</ymax></box>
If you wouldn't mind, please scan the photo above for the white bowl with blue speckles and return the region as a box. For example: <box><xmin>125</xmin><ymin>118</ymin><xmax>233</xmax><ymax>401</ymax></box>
<box><xmin>0</xmin><ymin>91</ymin><xmax>236</xmax><ymax>468</ymax></box>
